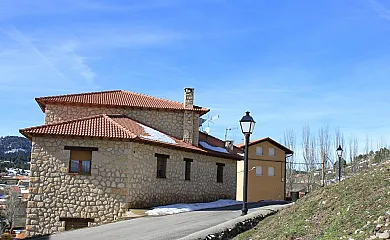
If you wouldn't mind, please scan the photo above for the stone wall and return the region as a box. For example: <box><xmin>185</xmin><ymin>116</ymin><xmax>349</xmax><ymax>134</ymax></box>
<box><xmin>26</xmin><ymin>136</ymin><xmax>237</xmax><ymax>237</ymax></box>
<box><xmin>44</xmin><ymin>104</ymin><xmax>195</xmax><ymax>141</ymax></box>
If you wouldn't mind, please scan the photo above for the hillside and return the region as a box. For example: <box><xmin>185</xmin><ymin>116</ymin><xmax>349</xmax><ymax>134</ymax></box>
<box><xmin>0</xmin><ymin>136</ymin><xmax>31</xmax><ymax>157</ymax></box>
<box><xmin>235</xmin><ymin>161</ymin><xmax>390</xmax><ymax>240</ymax></box>
<box><xmin>0</xmin><ymin>136</ymin><xmax>31</xmax><ymax>169</ymax></box>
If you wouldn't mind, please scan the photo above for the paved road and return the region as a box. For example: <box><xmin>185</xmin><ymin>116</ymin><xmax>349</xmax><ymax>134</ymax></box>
<box><xmin>31</xmin><ymin>201</ymin><xmax>289</xmax><ymax>240</ymax></box>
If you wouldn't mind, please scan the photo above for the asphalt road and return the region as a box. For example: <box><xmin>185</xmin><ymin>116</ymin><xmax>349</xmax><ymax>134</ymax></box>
<box><xmin>31</xmin><ymin>201</ymin><xmax>289</xmax><ymax>240</ymax></box>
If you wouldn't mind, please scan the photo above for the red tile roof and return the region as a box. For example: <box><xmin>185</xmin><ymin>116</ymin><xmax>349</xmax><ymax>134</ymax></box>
<box><xmin>199</xmin><ymin>132</ymin><xmax>243</xmax><ymax>154</ymax></box>
<box><xmin>20</xmin><ymin>115</ymin><xmax>241</xmax><ymax>160</ymax></box>
<box><xmin>236</xmin><ymin>137</ymin><xmax>294</xmax><ymax>154</ymax></box>
<box><xmin>35</xmin><ymin>90</ymin><xmax>209</xmax><ymax>115</ymax></box>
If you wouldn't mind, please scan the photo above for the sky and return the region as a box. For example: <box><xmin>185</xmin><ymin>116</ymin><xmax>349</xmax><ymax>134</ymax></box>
<box><xmin>1</xmin><ymin>0</ymin><xmax>390</xmax><ymax>158</ymax></box>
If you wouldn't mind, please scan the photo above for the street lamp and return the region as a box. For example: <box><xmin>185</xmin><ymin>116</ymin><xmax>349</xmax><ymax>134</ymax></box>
<box><xmin>239</xmin><ymin>111</ymin><xmax>256</xmax><ymax>216</ymax></box>
<box><xmin>336</xmin><ymin>145</ymin><xmax>343</xmax><ymax>182</ymax></box>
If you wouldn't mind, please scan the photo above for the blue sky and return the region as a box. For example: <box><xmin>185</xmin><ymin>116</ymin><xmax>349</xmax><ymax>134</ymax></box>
<box><xmin>1</xmin><ymin>0</ymin><xmax>390</xmax><ymax>156</ymax></box>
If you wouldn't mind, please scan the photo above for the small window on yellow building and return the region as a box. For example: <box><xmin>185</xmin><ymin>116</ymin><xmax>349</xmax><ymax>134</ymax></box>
<box><xmin>256</xmin><ymin>147</ymin><xmax>263</xmax><ymax>156</ymax></box>
<box><xmin>269</xmin><ymin>148</ymin><xmax>275</xmax><ymax>156</ymax></box>
<box><xmin>256</xmin><ymin>166</ymin><xmax>263</xmax><ymax>176</ymax></box>
<box><xmin>268</xmin><ymin>167</ymin><xmax>275</xmax><ymax>176</ymax></box>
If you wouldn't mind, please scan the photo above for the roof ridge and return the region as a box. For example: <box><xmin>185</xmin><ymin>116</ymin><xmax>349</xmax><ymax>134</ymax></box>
<box><xmin>19</xmin><ymin>114</ymin><xmax>107</xmax><ymax>132</ymax></box>
<box><xmin>104</xmin><ymin>115</ymin><xmax>138</xmax><ymax>139</ymax></box>
<box><xmin>121</xmin><ymin>90</ymin><xmax>186</xmax><ymax>107</ymax></box>
<box><xmin>236</xmin><ymin>137</ymin><xmax>293</xmax><ymax>154</ymax></box>
<box><xmin>36</xmin><ymin>90</ymin><xmax>122</xmax><ymax>101</ymax></box>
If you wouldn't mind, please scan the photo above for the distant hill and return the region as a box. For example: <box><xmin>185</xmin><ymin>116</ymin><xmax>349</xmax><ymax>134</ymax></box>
<box><xmin>0</xmin><ymin>136</ymin><xmax>31</xmax><ymax>162</ymax></box>
<box><xmin>235</xmin><ymin>161</ymin><xmax>390</xmax><ymax>240</ymax></box>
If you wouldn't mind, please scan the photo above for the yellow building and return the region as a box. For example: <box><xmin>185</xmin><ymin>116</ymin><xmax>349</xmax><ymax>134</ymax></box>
<box><xmin>236</xmin><ymin>137</ymin><xmax>293</xmax><ymax>202</ymax></box>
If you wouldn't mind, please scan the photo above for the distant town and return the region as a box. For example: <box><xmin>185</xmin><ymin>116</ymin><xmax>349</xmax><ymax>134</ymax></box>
<box><xmin>0</xmin><ymin>136</ymin><xmax>31</xmax><ymax>239</ymax></box>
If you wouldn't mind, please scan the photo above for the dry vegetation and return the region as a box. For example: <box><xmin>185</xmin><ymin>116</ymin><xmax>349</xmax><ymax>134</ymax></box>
<box><xmin>234</xmin><ymin>161</ymin><xmax>390</xmax><ymax>240</ymax></box>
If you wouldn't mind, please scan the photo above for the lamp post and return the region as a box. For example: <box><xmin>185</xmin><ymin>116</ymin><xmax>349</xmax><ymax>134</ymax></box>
<box><xmin>336</xmin><ymin>145</ymin><xmax>343</xmax><ymax>182</ymax></box>
<box><xmin>239</xmin><ymin>111</ymin><xmax>256</xmax><ymax>216</ymax></box>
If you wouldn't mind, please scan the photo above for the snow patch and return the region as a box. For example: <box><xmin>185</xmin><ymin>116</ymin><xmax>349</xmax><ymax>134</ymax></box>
<box><xmin>4</xmin><ymin>148</ymin><xmax>27</xmax><ymax>154</ymax></box>
<box><xmin>137</xmin><ymin>123</ymin><xmax>176</xmax><ymax>144</ymax></box>
<box><xmin>199</xmin><ymin>141</ymin><xmax>228</xmax><ymax>153</ymax></box>
<box><xmin>146</xmin><ymin>199</ymin><xmax>240</xmax><ymax>216</ymax></box>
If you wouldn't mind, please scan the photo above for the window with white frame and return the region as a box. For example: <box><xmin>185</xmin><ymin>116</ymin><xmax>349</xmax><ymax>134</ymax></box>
<box><xmin>269</xmin><ymin>148</ymin><xmax>275</xmax><ymax>156</ymax></box>
<box><xmin>256</xmin><ymin>147</ymin><xmax>263</xmax><ymax>156</ymax></box>
<box><xmin>256</xmin><ymin>166</ymin><xmax>263</xmax><ymax>176</ymax></box>
<box><xmin>268</xmin><ymin>167</ymin><xmax>275</xmax><ymax>176</ymax></box>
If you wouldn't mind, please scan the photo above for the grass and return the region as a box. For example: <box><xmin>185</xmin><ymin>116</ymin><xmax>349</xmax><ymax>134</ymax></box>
<box><xmin>234</xmin><ymin>162</ymin><xmax>390</xmax><ymax>240</ymax></box>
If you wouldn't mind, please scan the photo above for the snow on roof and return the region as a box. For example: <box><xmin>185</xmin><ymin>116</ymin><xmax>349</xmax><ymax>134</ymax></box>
<box><xmin>199</xmin><ymin>141</ymin><xmax>229</xmax><ymax>153</ymax></box>
<box><xmin>137</xmin><ymin>123</ymin><xmax>177</xmax><ymax>144</ymax></box>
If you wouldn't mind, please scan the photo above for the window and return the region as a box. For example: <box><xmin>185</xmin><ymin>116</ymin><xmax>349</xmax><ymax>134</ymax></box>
<box><xmin>269</xmin><ymin>148</ymin><xmax>275</xmax><ymax>156</ymax></box>
<box><xmin>60</xmin><ymin>218</ymin><xmax>94</xmax><ymax>231</ymax></box>
<box><xmin>156</xmin><ymin>154</ymin><xmax>169</xmax><ymax>178</ymax></box>
<box><xmin>184</xmin><ymin>158</ymin><xmax>193</xmax><ymax>181</ymax></box>
<box><xmin>65</xmin><ymin>146</ymin><xmax>97</xmax><ymax>175</ymax></box>
<box><xmin>216</xmin><ymin>163</ymin><xmax>225</xmax><ymax>183</ymax></box>
<box><xmin>268</xmin><ymin>167</ymin><xmax>275</xmax><ymax>176</ymax></box>
<box><xmin>256</xmin><ymin>147</ymin><xmax>263</xmax><ymax>156</ymax></box>
<box><xmin>68</xmin><ymin>150</ymin><xmax>92</xmax><ymax>175</ymax></box>
<box><xmin>256</xmin><ymin>166</ymin><xmax>263</xmax><ymax>176</ymax></box>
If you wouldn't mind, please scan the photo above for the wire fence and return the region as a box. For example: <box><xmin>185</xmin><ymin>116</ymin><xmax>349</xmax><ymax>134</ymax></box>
<box><xmin>285</xmin><ymin>155</ymin><xmax>390</xmax><ymax>196</ymax></box>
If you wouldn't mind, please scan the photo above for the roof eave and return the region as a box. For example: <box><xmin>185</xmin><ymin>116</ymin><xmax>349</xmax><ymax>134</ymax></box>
<box><xmin>19</xmin><ymin>129</ymin><xmax>32</xmax><ymax>141</ymax></box>
<box><xmin>35</xmin><ymin>98</ymin><xmax>46</xmax><ymax>113</ymax></box>
<box><xmin>21</xmin><ymin>132</ymin><xmax>242</xmax><ymax>161</ymax></box>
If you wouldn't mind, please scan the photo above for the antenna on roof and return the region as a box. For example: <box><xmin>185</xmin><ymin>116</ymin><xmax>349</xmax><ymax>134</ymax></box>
<box><xmin>199</xmin><ymin>114</ymin><xmax>220</xmax><ymax>133</ymax></box>
<box><xmin>225</xmin><ymin>127</ymin><xmax>238</xmax><ymax>141</ymax></box>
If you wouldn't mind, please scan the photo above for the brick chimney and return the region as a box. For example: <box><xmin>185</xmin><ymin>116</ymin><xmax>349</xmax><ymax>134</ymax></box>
<box><xmin>183</xmin><ymin>88</ymin><xmax>197</xmax><ymax>146</ymax></box>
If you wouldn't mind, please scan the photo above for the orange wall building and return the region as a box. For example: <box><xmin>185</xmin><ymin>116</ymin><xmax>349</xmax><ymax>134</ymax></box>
<box><xmin>236</xmin><ymin>138</ymin><xmax>293</xmax><ymax>202</ymax></box>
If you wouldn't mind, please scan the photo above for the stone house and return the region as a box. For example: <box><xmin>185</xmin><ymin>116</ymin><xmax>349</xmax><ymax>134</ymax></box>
<box><xmin>20</xmin><ymin>88</ymin><xmax>242</xmax><ymax>237</ymax></box>
<box><xmin>236</xmin><ymin>137</ymin><xmax>293</xmax><ymax>202</ymax></box>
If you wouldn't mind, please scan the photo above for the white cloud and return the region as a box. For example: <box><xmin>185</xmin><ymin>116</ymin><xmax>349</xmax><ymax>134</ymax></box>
<box><xmin>46</xmin><ymin>41</ymin><xmax>97</xmax><ymax>84</ymax></box>
<box><xmin>368</xmin><ymin>0</ymin><xmax>390</xmax><ymax>20</ymax></box>
<box><xmin>0</xmin><ymin>25</ymin><xmax>98</xmax><ymax>91</ymax></box>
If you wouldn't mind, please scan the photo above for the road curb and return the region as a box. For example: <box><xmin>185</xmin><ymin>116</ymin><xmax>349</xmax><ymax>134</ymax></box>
<box><xmin>178</xmin><ymin>203</ymin><xmax>293</xmax><ymax>240</ymax></box>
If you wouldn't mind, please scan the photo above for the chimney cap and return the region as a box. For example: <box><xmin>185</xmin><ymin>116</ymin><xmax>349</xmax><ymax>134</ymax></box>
<box><xmin>184</xmin><ymin>88</ymin><xmax>194</xmax><ymax>93</ymax></box>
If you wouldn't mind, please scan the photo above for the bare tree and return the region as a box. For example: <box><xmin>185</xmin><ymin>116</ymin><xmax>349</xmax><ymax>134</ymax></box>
<box><xmin>302</xmin><ymin>125</ymin><xmax>316</xmax><ymax>192</ymax></box>
<box><xmin>284</xmin><ymin>129</ymin><xmax>296</xmax><ymax>196</ymax></box>
<box><xmin>318</xmin><ymin>126</ymin><xmax>330</xmax><ymax>186</ymax></box>
<box><xmin>353</xmin><ymin>136</ymin><xmax>359</xmax><ymax>171</ymax></box>
<box><xmin>2</xmin><ymin>190</ymin><xmax>25</xmax><ymax>234</ymax></box>
<box><xmin>309</xmin><ymin>133</ymin><xmax>317</xmax><ymax>188</ymax></box>
<box><xmin>348</xmin><ymin>135</ymin><xmax>353</xmax><ymax>173</ymax></box>
<box><xmin>346</xmin><ymin>135</ymin><xmax>359</xmax><ymax>173</ymax></box>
